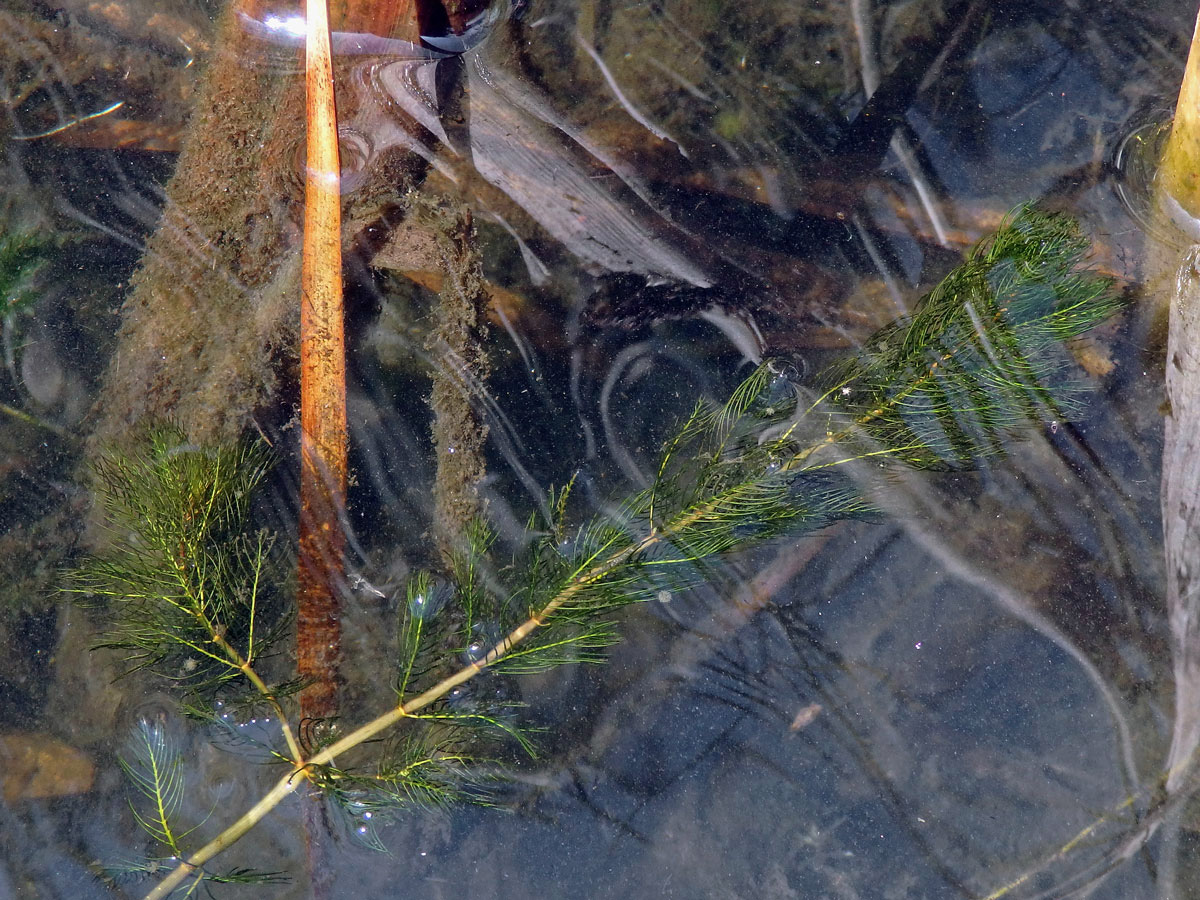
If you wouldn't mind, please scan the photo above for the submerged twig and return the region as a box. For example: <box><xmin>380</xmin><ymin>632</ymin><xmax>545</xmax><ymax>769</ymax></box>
<box><xmin>849</xmin><ymin>0</ymin><xmax>950</xmax><ymax>247</ymax></box>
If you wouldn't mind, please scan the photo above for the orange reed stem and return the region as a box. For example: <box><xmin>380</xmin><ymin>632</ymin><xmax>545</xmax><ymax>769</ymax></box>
<box><xmin>298</xmin><ymin>0</ymin><xmax>347</xmax><ymax>720</ymax></box>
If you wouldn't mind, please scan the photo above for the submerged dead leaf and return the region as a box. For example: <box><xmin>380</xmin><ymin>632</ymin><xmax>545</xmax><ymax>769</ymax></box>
<box><xmin>1070</xmin><ymin>334</ymin><xmax>1117</xmax><ymax>378</ymax></box>
<box><xmin>0</xmin><ymin>732</ymin><xmax>94</xmax><ymax>803</ymax></box>
<box><xmin>789</xmin><ymin>703</ymin><xmax>822</xmax><ymax>733</ymax></box>
<box><xmin>400</xmin><ymin>269</ymin><xmax>530</xmax><ymax>325</ymax></box>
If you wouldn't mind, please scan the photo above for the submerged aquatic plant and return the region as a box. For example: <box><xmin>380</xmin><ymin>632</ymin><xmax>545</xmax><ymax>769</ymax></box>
<box><xmin>803</xmin><ymin>208</ymin><xmax>1119</xmax><ymax>469</ymax></box>
<box><xmin>0</xmin><ymin>225</ymin><xmax>57</xmax><ymax>321</ymax></box>
<box><xmin>76</xmin><ymin>207</ymin><xmax>1121</xmax><ymax>897</ymax></box>
<box><xmin>104</xmin><ymin>718</ymin><xmax>289</xmax><ymax>889</ymax></box>
<box><xmin>72</xmin><ymin>427</ymin><xmax>281</xmax><ymax>699</ymax></box>
<box><xmin>0</xmin><ymin>223</ymin><xmax>61</xmax><ymax>412</ymax></box>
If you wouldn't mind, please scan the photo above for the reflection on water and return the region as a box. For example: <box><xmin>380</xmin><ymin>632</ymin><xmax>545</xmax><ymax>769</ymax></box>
<box><xmin>0</xmin><ymin>0</ymin><xmax>1195</xmax><ymax>896</ymax></box>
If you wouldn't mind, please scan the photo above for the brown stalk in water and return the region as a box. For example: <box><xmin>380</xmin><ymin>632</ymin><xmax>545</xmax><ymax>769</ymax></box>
<box><xmin>297</xmin><ymin>0</ymin><xmax>347</xmax><ymax>721</ymax></box>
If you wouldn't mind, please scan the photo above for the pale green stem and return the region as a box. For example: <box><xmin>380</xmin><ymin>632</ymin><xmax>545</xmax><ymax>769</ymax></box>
<box><xmin>140</xmin><ymin>358</ymin><xmax>960</xmax><ymax>897</ymax></box>
<box><xmin>140</xmin><ymin>526</ymin><xmax>658</xmax><ymax>899</ymax></box>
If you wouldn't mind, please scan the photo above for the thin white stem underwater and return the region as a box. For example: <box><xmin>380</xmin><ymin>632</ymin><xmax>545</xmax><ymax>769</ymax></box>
<box><xmin>140</xmin><ymin>502</ymin><xmax>711</xmax><ymax>896</ymax></box>
<box><xmin>131</xmin><ymin>206</ymin><xmax>1120</xmax><ymax>895</ymax></box>
<box><xmin>138</xmin><ymin>390</ymin><xmax>942</xmax><ymax>894</ymax></box>
<box><xmin>166</xmin><ymin>531</ymin><xmax>304</xmax><ymax>765</ymax></box>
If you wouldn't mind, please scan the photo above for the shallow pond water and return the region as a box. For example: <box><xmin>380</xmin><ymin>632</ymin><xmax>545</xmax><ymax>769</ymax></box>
<box><xmin>0</xmin><ymin>0</ymin><xmax>1193</xmax><ymax>897</ymax></box>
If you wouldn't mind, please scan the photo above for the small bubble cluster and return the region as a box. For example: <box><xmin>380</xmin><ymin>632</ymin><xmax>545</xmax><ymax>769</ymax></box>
<box><xmin>343</xmin><ymin>794</ymin><xmax>379</xmax><ymax>840</ymax></box>
<box><xmin>557</xmin><ymin>531</ymin><xmax>592</xmax><ymax>561</ymax></box>
<box><xmin>461</xmin><ymin>620</ymin><xmax>502</xmax><ymax>665</ymax></box>
<box><xmin>753</xmin><ymin>360</ymin><xmax>803</xmax><ymax>419</ymax></box>
<box><xmin>212</xmin><ymin>698</ymin><xmax>272</xmax><ymax>731</ymax></box>
<box><xmin>408</xmin><ymin>577</ymin><xmax>453</xmax><ymax>622</ymax></box>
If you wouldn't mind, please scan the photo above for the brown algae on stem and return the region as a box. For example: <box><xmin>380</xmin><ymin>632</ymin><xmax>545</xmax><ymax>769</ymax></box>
<box><xmin>87</xmin><ymin>0</ymin><xmax>305</xmax><ymax>453</ymax></box>
<box><xmin>428</xmin><ymin>202</ymin><xmax>493</xmax><ymax>564</ymax></box>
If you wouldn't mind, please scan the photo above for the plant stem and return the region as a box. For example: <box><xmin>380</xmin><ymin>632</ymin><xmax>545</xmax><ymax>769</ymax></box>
<box><xmin>297</xmin><ymin>0</ymin><xmax>347</xmax><ymax>721</ymax></box>
<box><xmin>215</xmin><ymin>633</ymin><xmax>303</xmax><ymax>764</ymax></box>
<box><xmin>141</xmin><ymin>766</ymin><xmax>307</xmax><ymax>900</ymax></box>
<box><xmin>1158</xmin><ymin>7</ymin><xmax>1200</xmax><ymax>220</ymax></box>
<box><xmin>166</xmin><ymin>526</ymin><xmax>306</xmax><ymax>765</ymax></box>
<box><xmin>139</xmin><ymin>517</ymin><xmax>669</xmax><ymax>898</ymax></box>
<box><xmin>1156</xmin><ymin>2</ymin><xmax>1200</xmax><ymax>798</ymax></box>
<box><xmin>429</xmin><ymin>204</ymin><xmax>492</xmax><ymax>564</ymax></box>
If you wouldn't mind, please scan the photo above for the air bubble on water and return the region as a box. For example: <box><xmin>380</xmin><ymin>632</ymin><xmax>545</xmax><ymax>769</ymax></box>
<box><xmin>1114</xmin><ymin>117</ymin><xmax>1182</xmax><ymax>246</ymax></box>
<box><xmin>447</xmin><ymin>684</ymin><xmax>476</xmax><ymax>709</ymax></box>
<box><xmin>408</xmin><ymin>577</ymin><xmax>453</xmax><ymax>621</ymax></box>
<box><xmin>755</xmin><ymin>368</ymin><xmax>800</xmax><ymax>420</ymax></box>
<box><xmin>461</xmin><ymin>620</ymin><xmax>502</xmax><ymax>664</ymax></box>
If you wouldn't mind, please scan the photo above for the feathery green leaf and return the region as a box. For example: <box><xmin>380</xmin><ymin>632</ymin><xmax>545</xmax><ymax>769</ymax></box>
<box><xmin>804</xmin><ymin>205</ymin><xmax>1122</xmax><ymax>469</ymax></box>
<box><xmin>69</xmin><ymin>427</ymin><xmax>280</xmax><ymax>694</ymax></box>
<box><xmin>118</xmin><ymin>718</ymin><xmax>190</xmax><ymax>855</ymax></box>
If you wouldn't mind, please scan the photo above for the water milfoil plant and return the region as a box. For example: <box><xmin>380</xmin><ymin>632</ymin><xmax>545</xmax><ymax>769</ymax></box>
<box><xmin>74</xmin><ymin>207</ymin><xmax>1122</xmax><ymax>897</ymax></box>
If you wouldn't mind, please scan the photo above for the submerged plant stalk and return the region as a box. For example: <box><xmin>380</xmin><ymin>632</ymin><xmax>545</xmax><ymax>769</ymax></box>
<box><xmin>297</xmin><ymin>0</ymin><xmax>347</xmax><ymax>720</ymax></box>
<box><xmin>1154</xmin><ymin>0</ymin><xmax>1200</xmax><ymax>820</ymax></box>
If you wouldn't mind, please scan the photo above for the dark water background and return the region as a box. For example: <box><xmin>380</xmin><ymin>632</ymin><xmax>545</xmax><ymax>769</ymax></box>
<box><xmin>0</xmin><ymin>0</ymin><xmax>1192</xmax><ymax>897</ymax></box>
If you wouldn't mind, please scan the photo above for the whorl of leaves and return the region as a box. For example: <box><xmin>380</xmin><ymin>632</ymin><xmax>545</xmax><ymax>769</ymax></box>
<box><xmin>70</xmin><ymin>426</ymin><xmax>279</xmax><ymax>691</ymax></box>
<box><xmin>811</xmin><ymin>206</ymin><xmax>1122</xmax><ymax>468</ymax></box>
<box><xmin>0</xmin><ymin>227</ymin><xmax>58</xmax><ymax>319</ymax></box>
